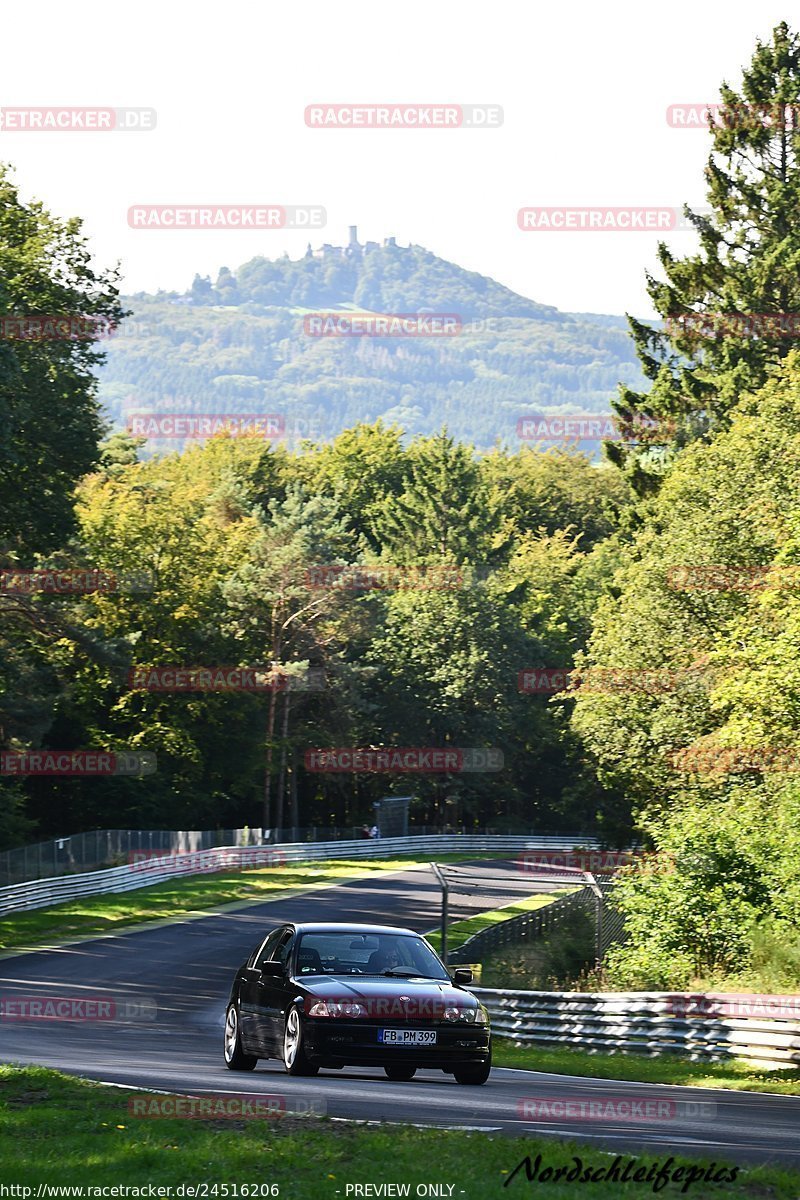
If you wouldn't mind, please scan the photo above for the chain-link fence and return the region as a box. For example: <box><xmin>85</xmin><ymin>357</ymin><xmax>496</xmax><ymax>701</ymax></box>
<box><xmin>0</xmin><ymin>829</ymin><xmax>240</xmax><ymax>886</ymax></box>
<box><xmin>440</xmin><ymin>870</ymin><xmax>628</xmax><ymax>971</ymax></box>
<box><xmin>596</xmin><ymin>874</ymin><xmax>627</xmax><ymax>956</ymax></box>
<box><xmin>0</xmin><ymin>822</ymin><xmax>572</xmax><ymax>885</ymax></box>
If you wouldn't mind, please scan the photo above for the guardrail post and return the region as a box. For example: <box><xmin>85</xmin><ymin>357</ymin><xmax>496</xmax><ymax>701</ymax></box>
<box><xmin>584</xmin><ymin>871</ymin><xmax>604</xmax><ymax>970</ymax></box>
<box><xmin>431</xmin><ymin>863</ymin><xmax>449</xmax><ymax>967</ymax></box>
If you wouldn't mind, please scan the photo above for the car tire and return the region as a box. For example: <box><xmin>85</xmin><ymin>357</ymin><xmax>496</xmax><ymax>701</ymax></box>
<box><xmin>384</xmin><ymin>1065</ymin><xmax>416</xmax><ymax>1082</ymax></box>
<box><xmin>453</xmin><ymin>1045</ymin><xmax>492</xmax><ymax>1085</ymax></box>
<box><xmin>283</xmin><ymin>1006</ymin><xmax>319</xmax><ymax>1076</ymax></box>
<box><xmin>224</xmin><ymin>1003</ymin><xmax>258</xmax><ymax>1071</ymax></box>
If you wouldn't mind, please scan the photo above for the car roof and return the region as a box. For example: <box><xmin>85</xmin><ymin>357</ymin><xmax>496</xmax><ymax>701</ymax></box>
<box><xmin>287</xmin><ymin>922</ymin><xmax>418</xmax><ymax>937</ymax></box>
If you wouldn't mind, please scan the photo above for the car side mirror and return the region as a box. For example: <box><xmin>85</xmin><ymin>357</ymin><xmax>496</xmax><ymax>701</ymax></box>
<box><xmin>258</xmin><ymin>960</ymin><xmax>285</xmax><ymax>978</ymax></box>
<box><xmin>453</xmin><ymin>968</ymin><xmax>473</xmax><ymax>985</ymax></box>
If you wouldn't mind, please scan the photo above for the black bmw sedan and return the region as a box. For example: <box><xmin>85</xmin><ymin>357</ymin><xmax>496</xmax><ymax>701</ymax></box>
<box><xmin>223</xmin><ymin>921</ymin><xmax>492</xmax><ymax>1084</ymax></box>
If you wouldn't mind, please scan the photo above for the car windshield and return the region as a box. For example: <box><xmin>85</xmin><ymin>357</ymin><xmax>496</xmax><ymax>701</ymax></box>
<box><xmin>294</xmin><ymin>932</ymin><xmax>449</xmax><ymax>979</ymax></box>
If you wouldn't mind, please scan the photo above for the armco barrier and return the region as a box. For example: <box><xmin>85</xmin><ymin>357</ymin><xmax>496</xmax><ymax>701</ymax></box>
<box><xmin>473</xmin><ymin>988</ymin><xmax>800</xmax><ymax>1069</ymax></box>
<box><xmin>2</xmin><ymin>825</ymin><xmax>503</xmax><ymax>886</ymax></box>
<box><xmin>0</xmin><ymin>834</ymin><xmax>601</xmax><ymax>916</ymax></box>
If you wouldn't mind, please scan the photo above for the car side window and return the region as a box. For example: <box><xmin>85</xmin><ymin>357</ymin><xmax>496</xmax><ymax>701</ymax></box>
<box><xmin>271</xmin><ymin>929</ymin><xmax>294</xmax><ymax>969</ymax></box>
<box><xmin>251</xmin><ymin>928</ymin><xmax>282</xmax><ymax>968</ymax></box>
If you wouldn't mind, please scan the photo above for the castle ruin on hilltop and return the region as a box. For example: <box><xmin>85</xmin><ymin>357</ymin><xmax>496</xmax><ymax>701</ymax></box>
<box><xmin>305</xmin><ymin>226</ymin><xmax>398</xmax><ymax>260</ymax></box>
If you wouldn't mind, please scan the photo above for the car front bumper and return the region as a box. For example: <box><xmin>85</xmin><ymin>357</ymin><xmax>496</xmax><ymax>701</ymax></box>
<box><xmin>303</xmin><ymin>1018</ymin><xmax>491</xmax><ymax>1068</ymax></box>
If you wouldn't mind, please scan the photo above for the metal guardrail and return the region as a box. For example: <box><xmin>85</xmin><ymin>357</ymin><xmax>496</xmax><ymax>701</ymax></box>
<box><xmin>472</xmin><ymin>987</ymin><xmax>800</xmax><ymax>1069</ymax></box>
<box><xmin>0</xmin><ymin>825</ymin><xmax>593</xmax><ymax>886</ymax></box>
<box><xmin>0</xmin><ymin>834</ymin><xmax>602</xmax><ymax>915</ymax></box>
<box><xmin>0</xmin><ymin>828</ymin><xmax>252</xmax><ymax>887</ymax></box>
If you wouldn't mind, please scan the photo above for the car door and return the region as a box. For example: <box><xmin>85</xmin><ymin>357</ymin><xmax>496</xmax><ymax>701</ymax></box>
<box><xmin>255</xmin><ymin>926</ymin><xmax>296</xmax><ymax>1052</ymax></box>
<box><xmin>238</xmin><ymin>928</ymin><xmax>281</xmax><ymax>1050</ymax></box>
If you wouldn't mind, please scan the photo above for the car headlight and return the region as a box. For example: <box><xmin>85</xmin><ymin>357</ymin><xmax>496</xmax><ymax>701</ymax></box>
<box><xmin>307</xmin><ymin>1000</ymin><xmax>367</xmax><ymax>1018</ymax></box>
<box><xmin>338</xmin><ymin>1001</ymin><xmax>367</xmax><ymax>1018</ymax></box>
<box><xmin>443</xmin><ymin>1006</ymin><xmax>488</xmax><ymax>1023</ymax></box>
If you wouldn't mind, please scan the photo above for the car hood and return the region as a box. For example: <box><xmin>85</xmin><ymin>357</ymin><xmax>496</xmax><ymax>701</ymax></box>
<box><xmin>295</xmin><ymin>975</ymin><xmax>478</xmax><ymax>1007</ymax></box>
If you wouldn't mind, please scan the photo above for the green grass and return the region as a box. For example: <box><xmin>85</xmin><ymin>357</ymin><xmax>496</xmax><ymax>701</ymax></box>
<box><xmin>0</xmin><ymin>854</ymin><xmax>496</xmax><ymax>955</ymax></box>
<box><xmin>2</xmin><ymin>1067</ymin><xmax>799</xmax><ymax>1197</ymax></box>
<box><xmin>479</xmin><ymin>905</ymin><xmax>596</xmax><ymax>990</ymax></box>
<box><xmin>494</xmin><ymin>1039</ymin><xmax>800</xmax><ymax>1095</ymax></box>
<box><xmin>426</xmin><ymin>889</ymin><xmax>574</xmax><ymax>954</ymax></box>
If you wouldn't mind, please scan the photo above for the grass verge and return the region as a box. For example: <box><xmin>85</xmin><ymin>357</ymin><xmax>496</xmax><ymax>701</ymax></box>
<box><xmin>0</xmin><ymin>854</ymin><xmax>495</xmax><ymax>955</ymax></box>
<box><xmin>494</xmin><ymin>1039</ymin><xmax>800</xmax><ymax>1096</ymax></box>
<box><xmin>426</xmin><ymin>888</ymin><xmax>574</xmax><ymax>954</ymax></box>
<box><xmin>2</xmin><ymin>1066</ymin><xmax>799</xmax><ymax>1197</ymax></box>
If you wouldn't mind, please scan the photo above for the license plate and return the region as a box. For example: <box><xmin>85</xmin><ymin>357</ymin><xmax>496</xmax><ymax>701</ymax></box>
<box><xmin>379</xmin><ymin>1029</ymin><xmax>437</xmax><ymax>1046</ymax></box>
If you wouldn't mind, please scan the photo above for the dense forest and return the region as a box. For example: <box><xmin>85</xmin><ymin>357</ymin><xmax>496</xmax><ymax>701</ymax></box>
<box><xmin>1</xmin><ymin>418</ymin><xmax>632</xmax><ymax>843</ymax></box>
<box><xmin>4</xmin><ymin>22</ymin><xmax>800</xmax><ymax>991</ymax></box>
<box><xmin>97</xmin><ymin>240</ymin><xmax>647</xmax><ymax>451</ymax></box>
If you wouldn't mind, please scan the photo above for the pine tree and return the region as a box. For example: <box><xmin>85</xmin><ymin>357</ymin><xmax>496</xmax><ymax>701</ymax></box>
<box><xmin>374</xmin><ymin>431</ymin><xmax>494</xmax><ymax>564</ymax></box>
<box><xmin>610</xmin><ymin>22</ymin><xmax>800</xmax><ymax>493</ymax></box>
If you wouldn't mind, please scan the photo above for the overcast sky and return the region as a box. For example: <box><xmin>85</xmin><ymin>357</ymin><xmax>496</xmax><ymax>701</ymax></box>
<box><xmin>1</xmin><ymin>1</ymin><xmax>792</xmax><ymax>317</ymax></box>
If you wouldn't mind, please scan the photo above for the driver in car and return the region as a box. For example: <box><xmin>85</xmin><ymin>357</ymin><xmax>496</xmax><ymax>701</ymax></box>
<box><xmin>369</xmin><ymin>944</ymin><xmax>401</xmax><ymax>971</ymax></box>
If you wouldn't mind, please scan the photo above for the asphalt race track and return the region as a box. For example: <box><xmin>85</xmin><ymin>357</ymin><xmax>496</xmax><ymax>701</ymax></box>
<box><xmin>1</xmin><ymin>860</ymin><xmax>799</xmax><ymax>1167</ymax></box>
